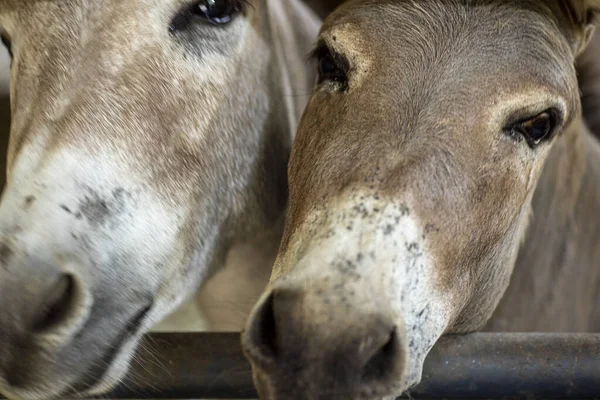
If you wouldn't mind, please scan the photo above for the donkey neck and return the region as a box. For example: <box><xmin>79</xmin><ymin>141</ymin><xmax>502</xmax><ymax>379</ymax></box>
<box><xmin>487</xmin><ymin>118</ymin><xmax>600</xmax><ymax>332</ymax></box>
<box><xmin>221</xmin><ymin>0</ymin><xmax>319</xmax><ymax>247</ymax></box>
<box><xmin>267</xmin><ymin>0</ymin><xmax>320</xmax><ymax>140</ymax></box>
<box><xmin>181</xmin><ymin>0</ymin><xmax>320</xmax><ymax>331</ymax></box>
<box><xmin>225</xmin><ymin>0</ymin><xmax>319</xmax><ymax>274</ymax></box>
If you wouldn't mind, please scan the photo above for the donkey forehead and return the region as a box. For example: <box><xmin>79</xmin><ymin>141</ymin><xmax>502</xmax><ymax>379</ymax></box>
<box><xmin>323</xmin><ymin>0</ymin><xmax>576</xmax><ymax>98</ymax></box>
<box><xmin>3</xmin><ymin>0</ymin><xmax>269</xmax><ymax>186</ymax></box>
<box><xmin>298</xmin><ymin>0</ymin><xmax>580</xmax><ymax>176</ymax></box>
<box><xmin>5</xmin><ymin>0</ymin><xmax>256</xmax><ymax>53</ymax></box>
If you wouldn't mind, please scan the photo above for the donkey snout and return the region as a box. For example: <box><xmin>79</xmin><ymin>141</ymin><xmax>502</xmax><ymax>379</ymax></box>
<box><xmin>0</xmin><ymin>255</ymin><xmax>88</xmax><ymax>338</ymax></box>
<box><xmin>30</xmin><ymin>272</ymin><xmax>80</xmax><ymax>333</ymax></box>
<box><xmin>242</xmin><ymin>287</ymin><xmax>408</xmax><ymax>399</ymax></box>
<box><xmin>0</xmin><ymin>249</ymin><xmax>91</xmax><ymax>392</ymax></box>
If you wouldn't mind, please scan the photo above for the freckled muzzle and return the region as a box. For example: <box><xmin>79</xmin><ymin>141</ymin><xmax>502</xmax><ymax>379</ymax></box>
<box><xmin>242</xmin><ymin>197</ymin><xmax>453</xmax><ymax>399</ymax></box>
<box><xmin>0</xmin><ymin>142</ymin><xmax>191</xmax><ymax>399</ymax></box>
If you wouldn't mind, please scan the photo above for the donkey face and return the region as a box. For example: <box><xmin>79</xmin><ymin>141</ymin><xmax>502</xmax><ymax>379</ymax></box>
<box><xmin>243</xmin><ymin>1</ymin><xmax>599</xmax><ymax>399</ymax></box>
<box><xmin>0</xmin><ymin>0</ymin><xmax>310</xmax><ymax>398</ymax></box>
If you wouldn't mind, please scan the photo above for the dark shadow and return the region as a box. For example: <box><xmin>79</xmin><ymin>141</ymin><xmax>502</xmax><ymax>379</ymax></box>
<box><xmin>577</xmin><ymin>31</ymin><xmax>600</xmax><ymax>141</ymax></box>
<box><xmin>0</xmin><ymin>95</ymin><xmax>7</xmax><ymax>193</ymax></box>
<box><xmin>0</xmin><ymin>94</ymin><xmax>8</xmax><ymax>193</ymax></box>
<box><xmin>0</xmin><ymin>43</ymin><xmax>8</xmax><ymax>194</ymax></box>
<box><xmin>302</xmin><ymin>0</ymin><xmax>345</xmax><ymax>19</ymax></box>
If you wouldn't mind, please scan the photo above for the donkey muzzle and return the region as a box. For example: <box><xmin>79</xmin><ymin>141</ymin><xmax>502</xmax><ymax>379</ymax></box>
<box><xmin>242</xmin><ymin>284</ymin><xmax>409</xmax><ymax>400</ymax></box>
<box><xmin>0</xmin><ymin>242</ymin><xmax>152</xmax><ymax>399</ymax></box>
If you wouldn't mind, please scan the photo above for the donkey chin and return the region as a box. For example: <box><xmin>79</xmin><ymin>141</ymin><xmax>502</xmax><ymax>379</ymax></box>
<box><xmin>0</xmin><ymin>151</ymin><xmax>201</xmax><ymax>399</ymax></box>
<box><xmin>242</xmin><ymin>196</ymin><xmax>458</xmax><ymax>400</ymax></box>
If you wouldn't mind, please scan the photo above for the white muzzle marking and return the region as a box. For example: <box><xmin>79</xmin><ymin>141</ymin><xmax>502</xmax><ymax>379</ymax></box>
<box><xmin>279</xmin><ymin>194</ymin><xmax>455</xmax><ymax>389</ymax></box>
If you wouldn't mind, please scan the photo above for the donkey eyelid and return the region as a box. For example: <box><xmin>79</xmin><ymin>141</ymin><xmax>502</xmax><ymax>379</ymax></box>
<box><xmin>170</xmin><ymin>0</ymin><xmax>249</xmax><ymax>32</ymax></box>
<box><xmin>503</xmin><ymin>107</ymin><xmax>563</xmax><ymax>131</ymax></box>
<box><xmin>308</xmin><ymin>42</ymin><xmax>347</xmax><ymax>69</ymax></box>
<box><xmin>492</xmin><ymin>94</ymin><xmax>567</xmax><ymax>132</ymax></box>
<box><xmin>310</xmin><ymin>42</ymin><xmax>351</xmax><ymax>90</ymax></box>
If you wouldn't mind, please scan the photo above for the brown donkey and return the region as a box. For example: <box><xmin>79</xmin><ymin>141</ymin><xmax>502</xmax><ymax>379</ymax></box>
<box><xmin>0</xmin><ymin>0</ymin><xmax>319</xmax><ymax>398</ymax></box>
<box><xmin>243</xmin><ymin>1</ymin><xmax>600</xmax><ymax>399</ymax></box>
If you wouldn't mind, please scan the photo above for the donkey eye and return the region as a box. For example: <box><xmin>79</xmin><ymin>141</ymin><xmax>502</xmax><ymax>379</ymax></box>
<box><xmin>506</xmin><ymin>110</ymin><xmax>558</xmax><ymax>148</ymax></box>
<box><xmin>313</xmin><ymin>45</ymin><xmax>349</xmax><ymax>91</ymax></box>
<box><xmin>319</xmin><ymin>53</ymin><xmax>338</xmax><ymax>78</ymax></box>
<box><xmin>192</xmin><ymin>0</ymin><xmax>247</xmax><ymax>25</ymax></box>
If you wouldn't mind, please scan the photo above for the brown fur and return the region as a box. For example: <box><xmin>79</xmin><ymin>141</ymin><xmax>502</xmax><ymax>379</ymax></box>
<box><xmin>243</xmin><ymin>1</ymin><xmax>600</xmax><ymax>399</ymax></box>
<box><xmin>486</xmin><ymin>121</ymin><xmax>600</xmax><ymax>332</ymax></box>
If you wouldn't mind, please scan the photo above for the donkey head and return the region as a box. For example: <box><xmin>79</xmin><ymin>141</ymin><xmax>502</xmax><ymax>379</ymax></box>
<box><xmin>0</xmin><ymin>0</ymin><xmax>316</xmax><ymax>398</ymax></box>
<box><xmin>243</xmin><ymin>1</ymin><xmax>600</xmax><ymax>399</ymax></box>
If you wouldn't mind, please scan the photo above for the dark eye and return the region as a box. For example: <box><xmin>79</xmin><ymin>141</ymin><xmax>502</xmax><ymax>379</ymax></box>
<box><xmin>313</xmin><ymin>45</ymin><xmax>349</xmax><ymax>91</ymax></box>
<box><xmin>319</xmin><ymin>53</ymin><xmax>338</xmax><ymax>79</ymax></box>
<box><xmin>192</xmin><ymin>0</ymin><xmax>247</xmax><ymax>25</ymax></box>
<box><xmin>506</xmin><ymin>110</ymin><xmax>558</xmax><ymax>148</ymax></box>
<box><xmin>0</xmin><ymin>34</ymin><xmax>11</xmax><ymax>59</ymax></box>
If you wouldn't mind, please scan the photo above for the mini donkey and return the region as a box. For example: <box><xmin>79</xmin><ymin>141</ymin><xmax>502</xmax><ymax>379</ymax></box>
<box><xmin>242</xmin><ymin>1</ymin><xmax>600</xmax><ymax>399</ymax></box>
<box><xmin>0</xmin><ymin>0</ymin><xmax>319</xmax><ymax>398</ymax></box>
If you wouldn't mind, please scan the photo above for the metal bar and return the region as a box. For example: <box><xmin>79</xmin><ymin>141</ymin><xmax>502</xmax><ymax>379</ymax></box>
<box><xmin>416</xmin><ymin>333</ymin><xmax>600</xmax><ymax>399</ymax></box>
<box><xmin>2</xmin><ymin>333</ymin><xmax>600</xmax><ymax>399</ymax></box>
<box><xmin>105</xmin><ymin>332</ymin><xmax>600</xmax><ymax>399</ymax></box>
<box><xmin>104</xmin><ymin>332</ymin><xmax>256</xmax><ymax>399</ymax></box>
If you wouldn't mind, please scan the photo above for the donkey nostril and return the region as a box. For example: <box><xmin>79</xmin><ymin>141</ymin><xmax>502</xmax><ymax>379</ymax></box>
<box><xmin>361</xmin><ymin>327</ymin><xmax>400</xmax><ymax>383</ymax></box>
<box><xmin>245</xmin><ymin>293</ymin><xmax>278</xmax><ymax>362</ymax></box>
<box><xmin>31</xmin><ymin>273</ymin><xmax>77</xmax><ymax>332</ymax></box>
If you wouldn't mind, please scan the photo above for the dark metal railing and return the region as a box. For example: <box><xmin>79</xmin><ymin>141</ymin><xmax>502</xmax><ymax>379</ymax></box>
<box><xmin>100</xmin><ymin>332</ymin><xmax>600</xmax><ymax>399</ymax></box>
<box><xmin>2</xmin><ymin>333</ymin><xmax>599</xmax><ymax>399</ymax></box>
